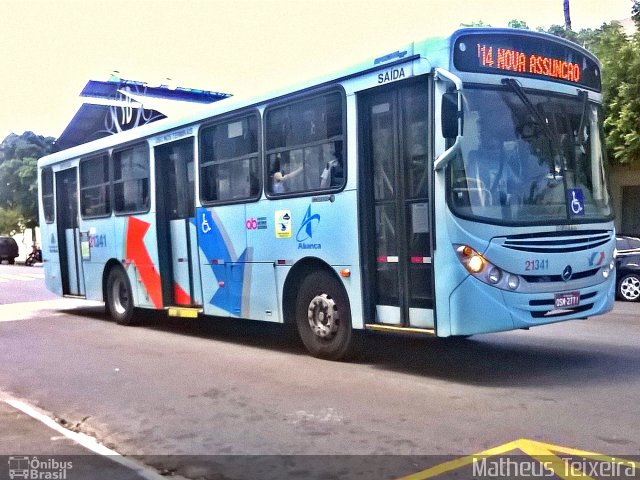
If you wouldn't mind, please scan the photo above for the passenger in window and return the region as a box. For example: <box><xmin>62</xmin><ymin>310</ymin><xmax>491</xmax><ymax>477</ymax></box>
<box><xmin>320</xmin><ymin>143</ymin><xmax>343</xmax><ymax>189</ymax></box>
<box><xmin>273</xmin><ymin>167</ymin><xmax>303</xmax><ymax>193</ymax></box>
<box><xmin>270</xmin><ymin>154</ymin><xmax>303</xmax><ymax>194</ymax></box>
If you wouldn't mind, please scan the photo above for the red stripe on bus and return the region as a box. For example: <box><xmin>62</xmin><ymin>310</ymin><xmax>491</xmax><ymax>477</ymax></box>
<box><xmin>125</xmin><ymin>217</ymin><xmax>163</xmax><ymax>309</ymax></box>
<box><xmin>174</xmin><ymin>283</ymin><xmax>191</xmax><ymax>305</ymax></box>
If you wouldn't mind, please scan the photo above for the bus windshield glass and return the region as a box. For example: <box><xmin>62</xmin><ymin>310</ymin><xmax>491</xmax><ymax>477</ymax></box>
<box><xmin>448</xmin><ymin>86</ymin><xmax>612</xmax><ymax>225</ymax></box>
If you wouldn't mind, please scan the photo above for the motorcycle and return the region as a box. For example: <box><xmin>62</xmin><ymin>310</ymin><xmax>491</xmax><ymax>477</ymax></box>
<box><xmin>25</xmin><ymin>245</ymin><xmax>42</xmax><ymax>266</ymax></box>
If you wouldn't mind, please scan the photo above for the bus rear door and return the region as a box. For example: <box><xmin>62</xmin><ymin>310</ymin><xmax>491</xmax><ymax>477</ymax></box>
<box><xmin>154</xmin><ymin>139</ymin><xmax>200</xmax><ymax>307</ymax></box>
<box><xmin>358</xmin><ymin>78</ymin><xmax>435</xmax><ymax>329</ymax></box>
<box><xmin>55</xmin><ymin>167</ymin><xmax>85</xmax><ymax>297</ymax></box>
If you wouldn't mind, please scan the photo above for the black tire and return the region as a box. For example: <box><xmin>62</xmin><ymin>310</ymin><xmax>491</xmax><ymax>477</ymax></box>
<box><xmin>617</xmin><ymin>273</ymin><xmax>640</xmax><ymax>302</ymax></box>
<box><xmin>8</xmin><ymin>258</ymin><xmax>15</xmax><ymax>265</ymax></box>
<box><xmin>295</xmin><ymin>270</ymin><xmax>353</xmax><ymax>361</ymax></box>
<box><xmin>105</xmin><ymin>266</ymin><xmax>137</xmax><ymax>325</ymax></box>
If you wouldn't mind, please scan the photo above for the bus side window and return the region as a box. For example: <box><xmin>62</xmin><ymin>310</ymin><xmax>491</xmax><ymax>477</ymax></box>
<box><xmin>41</xmin><ymin>167</ymin><xmax>55</xmax><ymax>223</ymax></box>
<box><xmin>265</xmin><ymin>91</ymin><xmax>345</xmax><ymax>196</ymax></box>
<box><xmin>112</xmin><ymin>144</ymin><xmax>150</xmax><ymax>214</ymax></box>
<box><xmin>199</xmin><ymin>114</ymin><xmax>260</xmax><ymax>204</ymax></box>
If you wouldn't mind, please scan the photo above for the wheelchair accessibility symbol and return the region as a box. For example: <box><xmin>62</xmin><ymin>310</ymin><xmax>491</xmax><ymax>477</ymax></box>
<box><xmin>201</xmin><ymin>213</ymin><xmax>212</xmax><ymax>234</ymax></box>
<box><xmin>568</xmin><ymin>189</ymin><xmax>585</xmax><ymax>216</ymax></box>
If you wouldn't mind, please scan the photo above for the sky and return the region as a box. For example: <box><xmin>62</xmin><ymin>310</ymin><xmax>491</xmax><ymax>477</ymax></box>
<box><xmin>0</xmin><ymin>0</ymin><xmax>634</xmax><ymax>141</ymax></box>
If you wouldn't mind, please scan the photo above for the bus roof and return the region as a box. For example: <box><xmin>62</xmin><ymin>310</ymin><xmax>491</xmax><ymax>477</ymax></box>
<box><xmin>38</xmin><ymin>27</ymin><xmax>600</xmax><ymax>168</ymax></box>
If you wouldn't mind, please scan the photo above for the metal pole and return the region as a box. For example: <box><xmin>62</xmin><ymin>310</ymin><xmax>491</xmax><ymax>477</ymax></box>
<box><xmin>563</xmin><ymin>0</ymin><xmax>572</xmax><ymax>30</ymax></box>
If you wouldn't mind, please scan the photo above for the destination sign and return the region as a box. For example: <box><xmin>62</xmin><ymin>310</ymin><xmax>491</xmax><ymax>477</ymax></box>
<box><xmin>453</xmin><ymin>33</ymin><xmax>601</xmax><ymax>91</ymax></box>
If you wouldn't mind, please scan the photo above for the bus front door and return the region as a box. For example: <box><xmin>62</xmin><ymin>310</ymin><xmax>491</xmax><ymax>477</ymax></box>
<box><xmin>359</xmin><ymin>79</ymin><xmax>435</xmax><ymax>329</ymax></box>
<box><xmin>55</xmin><ymin>168</ymin><xmax>85</xmax><ymax>297</ymax></box>
<box><xmin>155</xmin><ymin>139</ymin><xmax>199</xmax><ymax>307</ymax></box>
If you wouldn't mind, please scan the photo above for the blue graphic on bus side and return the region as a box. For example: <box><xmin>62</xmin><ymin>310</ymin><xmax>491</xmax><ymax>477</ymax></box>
<box><xmin>296</xmin><ymin>205</ymin><xmax>321</xmax><ymax>242</ymax></box>
<box><xmin>194</xmin><ymin>208</ymin><xmax>247</xmax><ymax>315</ymax></box>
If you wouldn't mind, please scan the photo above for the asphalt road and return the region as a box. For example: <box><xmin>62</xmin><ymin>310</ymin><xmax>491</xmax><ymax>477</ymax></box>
<box><xmin>0</xmin><ymin>263</ymin><xmax>639</xmax><ymax>479</ymax></box>
<box><xmin>0</xmin><ymin>263</ymin><xmax>57</xmax><ymax>304</ymax></box>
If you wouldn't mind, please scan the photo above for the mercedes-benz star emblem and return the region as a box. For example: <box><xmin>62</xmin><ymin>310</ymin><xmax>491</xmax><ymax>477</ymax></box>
<box><xmin>561</xmin><ymin>265</ymin><xmax>573</xmax><ymax>281</ymax></box>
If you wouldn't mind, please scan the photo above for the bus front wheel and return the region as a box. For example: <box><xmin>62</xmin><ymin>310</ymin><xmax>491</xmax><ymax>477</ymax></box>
<box><xmin>295</xmin><ymin>270</ymin><xmax>353</xmax><ymax>361</ymax></box>
<box><xmin>106</xmin><ymin>267</ymin><xmax>136</xmax><ymax>325</ymax></box>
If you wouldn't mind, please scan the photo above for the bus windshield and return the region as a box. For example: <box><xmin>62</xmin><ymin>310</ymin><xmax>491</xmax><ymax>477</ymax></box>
<box><xmin>448</xmin><ymin>85</ymin><xmax>612</xmax><ymax>225</ymax></box>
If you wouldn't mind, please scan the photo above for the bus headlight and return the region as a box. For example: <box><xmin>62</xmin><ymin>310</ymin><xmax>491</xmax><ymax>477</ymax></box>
<box><xmin>455</xmin><ymin>244</ymin><xmax>523</xmax><ymax>292</ymax></box>
<box><xmin>488</xmin><ymin>266</ymin><xmax>502</xmax><ymax>284</ymax></box>
<box><xmin>602</xmin><ymin>260</ymin><xmax>615</xmax><ymax>279</ymax></box>
<box><xmin>456</xmin><ymin>245</ymin><xmax>485</xmax><ymax>273</ymax></box>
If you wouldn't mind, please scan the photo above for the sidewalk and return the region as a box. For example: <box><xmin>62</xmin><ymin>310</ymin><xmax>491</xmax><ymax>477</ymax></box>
<box><xmin>0</xmin><ymin>400</ymin><xmax>162</xmax><ymax>480</ymax></box>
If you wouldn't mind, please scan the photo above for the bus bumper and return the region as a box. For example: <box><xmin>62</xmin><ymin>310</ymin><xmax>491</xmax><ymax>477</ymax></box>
<box><xmin>447</xmin><ymin>274</ymin><xmax>616</xmax><ymax>336</ymax></box>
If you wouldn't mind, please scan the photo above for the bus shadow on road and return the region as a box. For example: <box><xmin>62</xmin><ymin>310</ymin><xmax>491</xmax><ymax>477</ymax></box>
<box><xmin>61</xmin><ymin>305</ymin><xmax>309</xmax><ymax>356</ymax></box>
<box><xmin>62</xmin><ymin>305</ymin><xmax>639</xmax><ymax>388</ymax></box>
<box><xmin>355</xmin><ymin>331</ymin><xmax>640</xmax><ymax>388</ymax></box>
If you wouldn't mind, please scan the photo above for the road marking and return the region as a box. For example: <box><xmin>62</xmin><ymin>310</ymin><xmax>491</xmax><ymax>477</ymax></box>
<box><xmin>396</xmin><ymin>438</ymin><xmax>640</xmax><ymax>479</ymax></box>
<box><xmin>5</xmin><ymin>398</ymin><xmax>166</xmax><ymax>480</ymax></box>
<box><xmin>0</xmin><ymin>273</ymin><xmax>44</xmax><ymax>282</ymax></box>
<box><xmin>0</xmin><ymin>299</ymin><xmax>102</xmax><ymax>322</ymax></box>
<box><xmin>21</xmin><ymin>273</ymin><xmax>46</xmax><ymax>278</ymax></box>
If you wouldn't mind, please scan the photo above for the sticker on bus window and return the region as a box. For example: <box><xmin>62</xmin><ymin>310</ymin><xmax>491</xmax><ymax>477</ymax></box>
<box><xmin>567</xmin><ymin>189</ymin><xmax>585</xmax><ymax>216</ymax></box>
<box><xmin>275</xmin><ymin>210</ymin><xmax>292</xmax><ymax>238</ymax></box>
<box><xmin>80</xmin><ymin>232</ymin><xmax>91</xmax><ymax>260</ymax></box>
<box><xmin>411</xmin><ymin>203</ymin><xmax>429</xmax><ymax>234</ymax></box>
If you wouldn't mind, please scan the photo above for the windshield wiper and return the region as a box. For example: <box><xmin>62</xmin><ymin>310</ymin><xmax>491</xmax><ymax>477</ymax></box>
<box><xmin>502</xmin><ymin>78</ymin><xmax>567</xmax><ymax>182</ymax></box>
<box><xmin>575</xmin><ymin>90</ymin><xmax>589</xmax><ymax>148</ymax></box>
<box><xmin>502</xmin><ymin>78</ymin><xmax>560</xmax><ymax>148</ymax></box>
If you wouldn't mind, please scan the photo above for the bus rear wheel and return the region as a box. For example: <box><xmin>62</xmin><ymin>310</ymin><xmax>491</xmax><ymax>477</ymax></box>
<box><xmin>295</xmin><ymin>270</ymin><xmax>353</xmax><ymax>361</ymax></box>
<box><xmin>106</xmin><ymin>266</ymin><xmax>136</xmax><ymax>325</ymax></box>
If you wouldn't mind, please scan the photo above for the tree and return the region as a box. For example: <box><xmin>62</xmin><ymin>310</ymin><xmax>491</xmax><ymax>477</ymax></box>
<box><xmin>539</xmin><ymin>24</ymin><xmax>579</xmax><ymax>42</ymax></box>
<box><xmin>508</xmin><ymin>19</ymin><xmax>529</xmax><ymax>30</ymax></box>
<box><xmin>0</xmin><ymin>207</ymin><xmax>21</xmax><ymax>236</ymax></box>
<box><xmin>543</xmin><ymin>18</ymin><xmax>640</xmax><ymax>166</ymax></box>
<box><xmin>0</xmin><ymin>132</ymin><xmax>55</xmax><ymax>232</ymax></box>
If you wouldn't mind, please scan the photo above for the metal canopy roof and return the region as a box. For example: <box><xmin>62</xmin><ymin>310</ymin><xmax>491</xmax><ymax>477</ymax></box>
<box><xmin>55</xmin><ymin>78</ymin><xmax>231</xmax><ymax>151</ymax></box>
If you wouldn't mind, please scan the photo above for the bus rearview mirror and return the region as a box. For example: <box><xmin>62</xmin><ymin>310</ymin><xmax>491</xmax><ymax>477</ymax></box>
<box><xmin>442</xmin><ymin>92</ymin><xmax>462</xmax><ymax>139</ymax></box>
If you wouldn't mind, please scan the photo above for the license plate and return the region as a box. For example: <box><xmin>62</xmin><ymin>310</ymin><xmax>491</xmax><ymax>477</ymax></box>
<box><xmin>554</xmin><ymin>291</ymin><xmax>580</xmax><ymax>308</ymax></box>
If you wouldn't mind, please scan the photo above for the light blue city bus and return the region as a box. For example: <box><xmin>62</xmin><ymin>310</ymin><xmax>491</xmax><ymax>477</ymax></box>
<box><xmin>38</xmin><ymin>28</ymin><xmax>616</xmax><ymax>360</ymax></box>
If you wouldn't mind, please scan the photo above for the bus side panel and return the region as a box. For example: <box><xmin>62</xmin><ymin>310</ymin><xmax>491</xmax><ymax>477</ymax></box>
<box><xmin>41</xmin><ymin>222</ymin><xmax>63</xmax><ymax>297</ymax></box>
<box><xmin>245</xmin><ymin>191</ymin><xmax>363</xmax><ymax>328</ymax></box>
<box><xmin>189</xmin><ymin>219</ymin><xmax>204</xmax><ymax>306</ymax></box>
<box><xmin>78</xmin><ymin>217</ymin><xmax>117</xmax><ymax>302</ymax></box>
<box><xmin>116</xmin><ymin>213</ymin><xmax>163</xmax><ymax>309</ymax></box>
<box><xmin>244</xmin><ymin>199</ymin><xmax>284</xmax><ymax>322</ymax></box>
<box><xmin>196</xmin><ymin>205</ymin><xmax>247</xmax><ymax>318</ymax></box>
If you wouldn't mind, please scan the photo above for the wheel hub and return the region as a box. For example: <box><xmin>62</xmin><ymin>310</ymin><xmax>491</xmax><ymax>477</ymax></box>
<box><xmin>621</xmin><ymin>276</ymin><xmax>640</xmax><ymax>301</ymax></box>
<box><xmin>112</xmin><ymin>278</ymin><xmax>129</xmax><ymax>314</ymax></box>
<box><xmin>307</xmin><ymin>293</ymin><xmax>339</xmax><ymax>338</ymax></box>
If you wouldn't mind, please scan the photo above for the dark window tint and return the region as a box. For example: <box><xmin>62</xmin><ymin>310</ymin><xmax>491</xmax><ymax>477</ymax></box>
<box><xmin>80</xmin><ymin>154</ymin><xmax>111</xmax><ymax>218</ymax></box>
<box><xmin>112</xmin><ymin>144</ymin><xmax>150</xmax><ymax>214</ymax></box>
<box><xmin>265</xmin><ymin>91</ymin><xmax>345</xmax><ymax>195</ymax></box>
<box><xmin>41</xmin><ymin>167</ymin><xmax>55</xmax><ymax>223</ymax></box>
<box><xmin>617</xmin><ymin>238</ymin><xmax>630</xmax><ymax>250</ymax></box>
<box><xmin>200</xmin><ymin>115</ymin><xmax>260</xmax><ymax>203</ymax></box>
